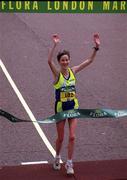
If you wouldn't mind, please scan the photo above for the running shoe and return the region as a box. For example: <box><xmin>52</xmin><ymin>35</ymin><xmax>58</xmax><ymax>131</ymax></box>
<box><xmin>53</xmin><ymin>155</ymin><xmax>61</xmax><ymax>170</ymax></box>
<box><xmin>65</xmin><ymin>161</ymin><xmax>74</xmax><ymax>175</ymax></box>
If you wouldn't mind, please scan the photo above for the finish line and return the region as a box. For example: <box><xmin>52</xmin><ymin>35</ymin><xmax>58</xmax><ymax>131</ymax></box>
<box><xmin>0</xmin><ymin>108</ymin><xmax>127</xmax><ymax>124</ymax></box>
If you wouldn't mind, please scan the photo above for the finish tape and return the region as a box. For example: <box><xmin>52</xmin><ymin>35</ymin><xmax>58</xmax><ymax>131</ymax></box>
<box><xmin>0</xmin><ymin>108</ymin><xmax>127</xmax><ymax>124</ymax></box>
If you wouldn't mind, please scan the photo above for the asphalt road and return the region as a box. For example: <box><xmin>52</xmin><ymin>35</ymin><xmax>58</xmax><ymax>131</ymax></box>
<box><xmin>0</xmin><ymin>13</ymin><xmax>127</xmax><ymax>166</ymax></box>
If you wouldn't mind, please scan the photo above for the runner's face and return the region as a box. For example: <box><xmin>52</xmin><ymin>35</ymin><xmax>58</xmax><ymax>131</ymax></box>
<box><xmin>59</xmin><ymin>55</ymin><xmax>70</xmax><ymax>69</ymax></box>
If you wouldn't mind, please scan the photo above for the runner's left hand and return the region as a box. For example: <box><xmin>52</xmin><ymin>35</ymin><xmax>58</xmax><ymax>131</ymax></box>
<box><xmin>93</xmin><ymin>33</ymin><xmax>100</xmax><ymax>47</ymax></box>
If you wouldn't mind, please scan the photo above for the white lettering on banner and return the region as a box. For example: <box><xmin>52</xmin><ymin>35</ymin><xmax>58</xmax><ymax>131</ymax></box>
<box><xmin>90</xmin><ymin>111</ymin><xmax>108</xmax><ymax>118</ymax></box>
<box><xmin>63</xmin><ymin>112</ymin><xmax>80</xmax><ymax>118</ymax></box>
<box><xmin>115</xmin><ymin>111</ymin><xmax>127</xmax><ymax>117</ymax></box>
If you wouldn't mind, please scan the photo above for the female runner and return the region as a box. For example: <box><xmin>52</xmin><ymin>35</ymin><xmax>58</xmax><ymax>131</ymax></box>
<box><xmin>48</xmin><ymin>33</ymin><xmax>100</xmax><ymax>175</ymax></box>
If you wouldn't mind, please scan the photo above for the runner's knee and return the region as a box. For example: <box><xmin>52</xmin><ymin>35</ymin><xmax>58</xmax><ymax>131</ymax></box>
<box><xmin>57</xmin><ymin>137</ymin><xmax>64</xmax><ymax>144</ymax></box>
<box><xmin>69</xmin><ymin>135</ymin><xmax>75</xmax><ymax>142</ymax></box>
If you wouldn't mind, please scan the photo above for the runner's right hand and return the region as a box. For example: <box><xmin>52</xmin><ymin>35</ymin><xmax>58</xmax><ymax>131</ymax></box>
<box><xmin>52</xmin><ymin>34</ymin><xmax>60</xmax><ymax>45</ymax></box>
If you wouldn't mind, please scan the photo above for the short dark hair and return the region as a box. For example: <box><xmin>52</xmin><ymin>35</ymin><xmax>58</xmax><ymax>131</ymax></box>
<box><xmin>57</xmin><ymin>50</ymin><xmax>70</xmax><ymax>62</ymax></box>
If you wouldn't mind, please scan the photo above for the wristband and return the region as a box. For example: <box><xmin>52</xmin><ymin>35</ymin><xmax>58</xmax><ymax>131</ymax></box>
<box><xmin>93</xmin><ymin>47</ymin><xmax>99</xmax><ymax>51</ymax></box>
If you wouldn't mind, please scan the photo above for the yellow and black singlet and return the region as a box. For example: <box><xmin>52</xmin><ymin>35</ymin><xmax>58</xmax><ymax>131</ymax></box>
<box><xmin>54</xmin><ymin>68</ymin><xmax>79</xmax><ymax>113</ymax></box>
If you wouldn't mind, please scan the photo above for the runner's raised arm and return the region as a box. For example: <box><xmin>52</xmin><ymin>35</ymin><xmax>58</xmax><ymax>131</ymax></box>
<box><xmin>72</xmin><ymin>33</ymin><xmax>100</xmax><ymax>74</ymax></box>
<box><xmin>48</xmin><ymin>34</ymin><xmax>60</xmax><ymax>78</ymax></box>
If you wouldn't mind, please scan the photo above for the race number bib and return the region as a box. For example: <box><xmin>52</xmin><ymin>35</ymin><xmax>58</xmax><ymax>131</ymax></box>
<box><xmin>60</xmin><ymin>91</ymin><xmax>76</xmax><ymax>102</ymax></box>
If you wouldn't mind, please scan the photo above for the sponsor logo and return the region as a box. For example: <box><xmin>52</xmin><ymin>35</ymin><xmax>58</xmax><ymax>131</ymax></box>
<box><xmin>63</xmin><ymin>110</ymin><xmax>80</xmax><ymax>118</ymax></box>
<box><xmin>115</xmin><ymin>111</ymin><xmax>127</xmax><ymax>117</ymax></box>
<box><xmin>90</xmin><ymin>109</ymin><xmax>108</xmax><ymax>118</ymax></box>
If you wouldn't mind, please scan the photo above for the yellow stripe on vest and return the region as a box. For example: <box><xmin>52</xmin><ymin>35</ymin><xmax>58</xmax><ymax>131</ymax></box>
<box><xmin>54</xmin><ymin>68</ymin><xmax>76</xmax><ymax>90</ymax></box>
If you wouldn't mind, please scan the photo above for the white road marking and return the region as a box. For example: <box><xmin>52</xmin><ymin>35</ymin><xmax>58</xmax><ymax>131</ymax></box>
<box><xmin>21</xmin><ymin>161</ymin><xmax>48</xmax><ymax>165</ymax></box>
<box><xmin>0</xmin><ymin>59</ymin><xmax>62</xmax><ymax>161</ymax></box>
